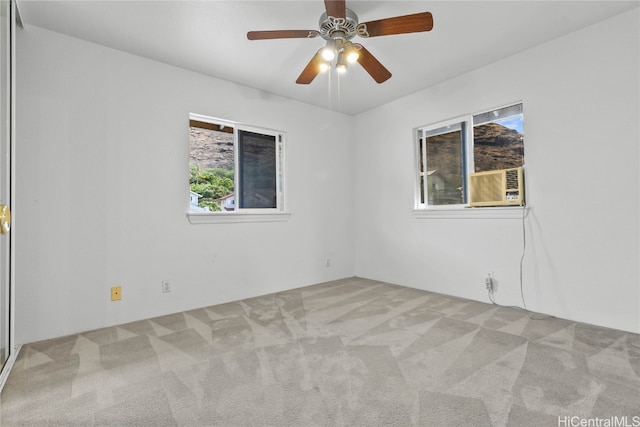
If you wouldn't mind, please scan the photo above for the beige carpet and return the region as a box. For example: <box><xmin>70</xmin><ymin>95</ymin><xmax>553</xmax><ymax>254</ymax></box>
<box><xmin>1</xmin><ymin>277</ymin><xmax>639</xmax><ymax>426</ymax></box>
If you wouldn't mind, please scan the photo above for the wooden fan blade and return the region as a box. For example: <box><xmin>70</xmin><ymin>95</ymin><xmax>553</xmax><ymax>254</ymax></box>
<box><xmin>324</xmin><ymin>0</ymin><xmax>346</xmax><ymax>19</ymax></box>
<box><xmin>356</xmin><ymin>44</ymin><xmax>392</xmax><ymax>84</ymax></box>
<box><xmin>296</xmin><ymin>51</ymin><xmax>324</xmax><ymax>84</ymax></box>
<box><xmin>247</xmin><ymin>30</ymin><xmax>319</xmax><ymax>40</ymax></box>
<box><xmin>358</xmin><ymin>12</ymin><xmax>433</xmax><ymax>37</ymax></box>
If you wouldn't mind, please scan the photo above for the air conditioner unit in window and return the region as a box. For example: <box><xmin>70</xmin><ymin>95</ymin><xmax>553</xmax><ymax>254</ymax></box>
<box><xmin>469</xmin><ymin>167</ymin><xmax>525</xmax><ymax>207</ymax></box>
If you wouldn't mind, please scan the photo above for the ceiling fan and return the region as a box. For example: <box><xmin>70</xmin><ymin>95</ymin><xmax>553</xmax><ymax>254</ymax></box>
<box><xmin>247</xmin><ymin>0</ymin><xmax>433</xmax><ymax>84</ymax></box>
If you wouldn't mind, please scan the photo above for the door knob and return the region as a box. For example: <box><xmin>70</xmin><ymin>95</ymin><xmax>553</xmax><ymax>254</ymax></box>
<box><xmin>0</xmin><ymin>205</ymin><xmax>10</xmax><ymax>234</ymax></box>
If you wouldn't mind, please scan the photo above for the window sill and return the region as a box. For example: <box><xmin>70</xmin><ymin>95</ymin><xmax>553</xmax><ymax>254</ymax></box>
<box><xmin>187</xmin><ymin>211</ymin><xmax>291</xmax><ymax>224</ymax></box>
<box><xmin>413</xmin><ymin>206</ymin><xmax>527</xmax><ymax>219</ymax></box>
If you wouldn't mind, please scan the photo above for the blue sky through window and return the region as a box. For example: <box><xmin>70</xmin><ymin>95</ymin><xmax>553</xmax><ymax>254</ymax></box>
<box><xmin>495</xmin><ymin>116</ymin><xmax>524</xmax><ymax>134</ymax></box>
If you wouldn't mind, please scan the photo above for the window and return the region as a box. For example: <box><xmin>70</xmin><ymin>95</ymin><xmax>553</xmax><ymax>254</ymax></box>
<box><xmin>188</xmin><ymin>113</ymin><xmax>285</xmax><ymax>214</ymax></box>
<box><xmin>416</xmin><ymin>103</ymin><xmax>524</xmax><ymax>209</ymax></box>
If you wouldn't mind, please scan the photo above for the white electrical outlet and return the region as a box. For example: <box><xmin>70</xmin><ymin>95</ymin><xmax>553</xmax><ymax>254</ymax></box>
<box><xmin>325</xmin><ymin>258</ymin><xmax>331</xmax><ymax>267</ymax></box>
<box><xmin>161</xmin><ymin>280</ymin><xmax>171</xmax><ymax>293</ymax></box>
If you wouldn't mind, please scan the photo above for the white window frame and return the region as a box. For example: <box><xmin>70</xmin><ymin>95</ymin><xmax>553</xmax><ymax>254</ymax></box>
<box><xmin>415</xmin><ymin>115</ymin><xmax>473</xmax><ymax>210</ymax></box>
<box><xmin>187</xmin><ymin>113</ymin><xmax>290</xmax><ymax>224</ymax></box>
<box><xmin>413</xmin><ymin>103</ymin><xmax>526</xmax><ymax>219</ymax></box>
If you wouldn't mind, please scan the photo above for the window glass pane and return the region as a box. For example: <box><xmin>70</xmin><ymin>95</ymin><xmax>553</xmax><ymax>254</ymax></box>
<box><xmin>189</xmin><ymin>123</ymin><xmax>235</xmax><ymax>212</ymax></box>
<box><xmin>425</xmin><ymin>124</ymin><xmax>465</xmax><ymax>206</ymax></box>
<box><xmin>238</xmin><ymin>130</ymin><xmax>276</xmax><ymax>209</ymax></box>
<box><xmin>473</xmin><ymin>105</ymin><xmax>524</xmax><ymax>172</ymax></box>
<box><xmin>418</xmin><ymin>132</ymin><xmax>425</xmax><ymax>205</ymax></box>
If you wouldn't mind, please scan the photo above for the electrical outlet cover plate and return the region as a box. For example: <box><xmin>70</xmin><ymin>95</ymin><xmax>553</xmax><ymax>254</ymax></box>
<box><xmin>162</xmin><ymin>281</ymin><xmax>171</xmax><ymax>293</ymax></box>
<box><xmin>111</xmin><ymin>286</ymin><xmax>122</xmax><ymax>301</ymax></box>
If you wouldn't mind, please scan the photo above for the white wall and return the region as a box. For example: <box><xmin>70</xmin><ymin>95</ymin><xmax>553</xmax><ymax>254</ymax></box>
<box><xmin>16</xmin><ymin>26</ymin><xmax>355</xmax><ymax>344</ymax></box>
<box><xmin>354</xmin><ymin>9</ymin><xmax>640</xmax><ymax>333</ymax></box>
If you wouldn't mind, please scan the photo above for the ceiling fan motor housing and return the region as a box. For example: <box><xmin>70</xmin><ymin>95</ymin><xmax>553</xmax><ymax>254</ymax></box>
<box><xmin>319</xmin><ymin>8</ymin><xmax>359</xmax><ymax>41</ymax></box>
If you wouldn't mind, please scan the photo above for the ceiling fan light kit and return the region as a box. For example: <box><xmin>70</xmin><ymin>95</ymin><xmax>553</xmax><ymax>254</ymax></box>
<box><xmin>247</xmin><ymin>0</ymin><xmax>433</xmax><ymax>85</ymax></box>
<box><xmin>321</xmin><ymin>38</ymin><xmax>337</xmax><ymax>61</ymax></box>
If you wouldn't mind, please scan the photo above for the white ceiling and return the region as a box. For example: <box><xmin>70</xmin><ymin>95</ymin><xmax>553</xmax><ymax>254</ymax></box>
<box><xmin>16</xmin><ymin>0</ymin><xmax>639</xmax><ymax>115</ymax></box>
